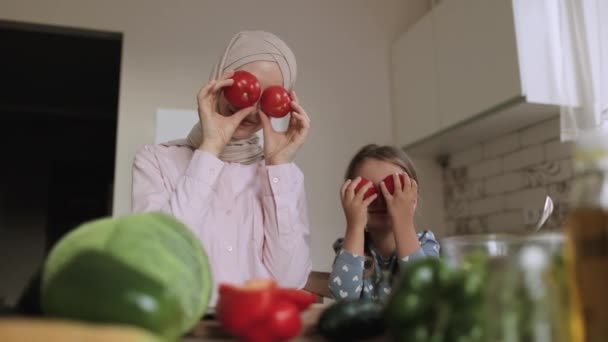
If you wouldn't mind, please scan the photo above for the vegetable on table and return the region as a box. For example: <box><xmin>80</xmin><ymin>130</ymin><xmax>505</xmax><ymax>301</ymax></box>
<box><xmin>317</xmin><ymin>299</ymin><xmax>385</xmax><ymax>341</ymax></box>
<box><xmin>385</xmin><ymin>256</ymin><xmax>487</xmax><ymax>342</ymax></box>
<box><xmin>216</xmin><ymin>279</ymin><xmax>316</xmax><ymax>342</ymax></box>
<box><xmin>41</xmin><ymin>212</ymin><xmax>213</xmax><ymax>341</ymax></box>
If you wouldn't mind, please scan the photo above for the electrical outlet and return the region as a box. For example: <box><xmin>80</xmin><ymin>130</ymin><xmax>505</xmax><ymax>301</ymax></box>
<box><xmin>523</xmin><ymin>207</ymin><xmax>540</xmax><ymax>226</ymax></box>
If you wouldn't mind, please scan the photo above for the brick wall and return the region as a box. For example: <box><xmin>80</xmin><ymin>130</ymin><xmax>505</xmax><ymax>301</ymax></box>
<box><xmin>443</xmin><ymin>118</ymin><xmax>573</xmax><ymax>235</ymax></box>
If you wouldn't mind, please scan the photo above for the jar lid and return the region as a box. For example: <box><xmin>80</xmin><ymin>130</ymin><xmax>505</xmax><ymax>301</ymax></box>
<box><xmin>572</xmin><ymin>131</ymin><xmax>608</xmax><ymax>172</ymax></box>
<box><xmin>574</xmin><ymin>130</ymin><xmax>608</xmax><ymax>158</ymax></box>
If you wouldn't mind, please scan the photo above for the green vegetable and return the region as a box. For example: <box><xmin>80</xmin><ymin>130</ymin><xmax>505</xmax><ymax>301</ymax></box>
<box><xmin>317</xmin><ymin>299</ymin><xmax>385</xmax><ymax>341</ymax></box>
<box><xmin>41</xmin><ymin>213</ymin><xmax>212</xmax><ymax>340</ymax></box>
<box><xmin>385</xmin><ymin>256</ymin><xmax>487</xmax><ymax>342</ymax></box>
<box><xmin>41</xmin><ymin>250</ymin><xmax>182</xmax><ymax>340</ymax></box>
<box><xmin>484</xmin><ymin>248</ymin><xmax>572</xmax><ymax>342</ymax></box>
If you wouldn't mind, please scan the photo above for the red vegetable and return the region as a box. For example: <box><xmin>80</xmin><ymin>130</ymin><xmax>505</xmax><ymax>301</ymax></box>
<box><xmin>382</xmin><ymin>173</ymin><xmax>406</xmax><ymax>195</ymax></box>
<box><xmin>216</xmin><ymin>279</ymin><xmax>314</xmax><ymax>342</ymax></box>
<box><xmin>216</xmin><ymin>279</ymin><xmax>276</xmax><ymax>335</ymax></box>
<box><xmin>354</xmin><ymin>178</ymin><xmax>377</xmax><ymax>200</ymax></box>
<box><xmin>266</xmin><ymin>300</ymin><xmax>301</xmax><ymax>341</ymax></box>
<box><xmin>260</xmin><ymin>86</ymin><xmax>292</xmax><ymax>118</ymax></box>
<box><xmin>223</xmin><ymin>70</ymin><xmax>261</xmax><ymax>109</ymax></box>
<box><xmin>275</xmin><ymin>288</ymin><xmax>316</xmax><ymax>311</ymax></box>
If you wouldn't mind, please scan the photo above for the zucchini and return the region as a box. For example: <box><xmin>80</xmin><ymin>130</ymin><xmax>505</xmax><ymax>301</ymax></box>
<box><xmin>317</xmin><ymin>299</ymin><xmax>385</xmax><ymax>341</ymax></box>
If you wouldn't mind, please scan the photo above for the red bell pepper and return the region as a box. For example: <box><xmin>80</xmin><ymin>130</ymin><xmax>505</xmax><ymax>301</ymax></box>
<box><xmin>216</xmin><ymin>279</ymin><xmax>316</xmax><ymax>342</ymax></box>
<box><xmin>216</xmin><ymin>279</ymin><xmax>277</xmax><ymax>335</ymax></box>
<box><xmin>274</xmin><ymin>288</ymin><xmax>316</xmax><ymax>311</ymax></box>
<box><xmin>266</xmin><ymin>300</ymin><xmax>302</xmax><ymax>340</ymax></box>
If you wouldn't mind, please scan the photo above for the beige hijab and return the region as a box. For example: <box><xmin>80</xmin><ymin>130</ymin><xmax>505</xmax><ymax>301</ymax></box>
<box><xmin>164</xmin><ymin>31</ymin><xmax>297</xmax><ymax>164</ymax></box>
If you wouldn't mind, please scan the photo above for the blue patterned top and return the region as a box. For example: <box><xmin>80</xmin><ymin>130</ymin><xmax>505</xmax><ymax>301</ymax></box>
<box><xmin>329</xmin><ymin>230</ymin><xmax>440</xmax><ymax>302</ymax></box>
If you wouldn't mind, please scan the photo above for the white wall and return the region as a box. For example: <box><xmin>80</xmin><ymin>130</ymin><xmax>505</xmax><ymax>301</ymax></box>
<box><xmin>412</xmin><ymin>157</ymin><xmax>447</xmax><ymax>238</ymax></box>
<box><xmin>0</xmin><ymin>0</ymin><xmax>430</xmax><ymax>272</ymax></box>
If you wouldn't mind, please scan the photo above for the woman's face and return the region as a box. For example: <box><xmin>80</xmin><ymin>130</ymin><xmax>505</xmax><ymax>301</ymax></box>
<box><xmin>353</xmin><ymin>158</ymin><xmax>411</xmax><ymax>231</ymax></box>
<box><xmin>218</xmin><ymin>61</ymin><xmax>284</xmax><ymax>140</ymax></box>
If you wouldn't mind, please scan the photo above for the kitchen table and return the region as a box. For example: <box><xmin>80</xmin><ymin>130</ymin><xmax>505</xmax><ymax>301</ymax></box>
<box><xmin>183</xmin><ymin>303</ymin><xmax>387</xmax><ymax>341</ymax></box>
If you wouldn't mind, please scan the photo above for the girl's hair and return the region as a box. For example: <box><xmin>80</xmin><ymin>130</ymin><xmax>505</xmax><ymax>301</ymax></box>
<box><xmin>345</xmin><ymin>144</ymin><xmax>419</xmax><ymax>186</ymax></box>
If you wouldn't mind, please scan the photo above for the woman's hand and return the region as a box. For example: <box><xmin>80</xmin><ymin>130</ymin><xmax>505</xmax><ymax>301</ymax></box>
<box><xmin>379</xmin><ymin>173</ymin><xmax>417</xmax><ymax>230</ymax></box>
<box><xmin>197</xmin><ymin>70</ymin><xmax>256</xmax><ymax>156</ymax></box>
<box><xmin>260</xmin><ymin>91</ymin><xmax>311</xmax><ymax>165</ymax></box>
<box><xmin>341</xmin><ymin>178</ymin><xmax>378</xmax><ymax>232</ymax></box>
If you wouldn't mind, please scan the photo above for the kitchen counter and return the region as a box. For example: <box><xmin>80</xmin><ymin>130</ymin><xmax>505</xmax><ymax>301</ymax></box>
<box><xmin>0</xmin><ymin>303</ymin><xmax>388</xmax><ymax>341</ymax></box>
<box><xmin>183</xmin><ymin>304</ymin><xmax>326</xmax><ymax>341</ymax></box>
<box><xmin>183</xmin><ymin>304</ymin><xmax>387</xmax><ymax>341</ymax></box>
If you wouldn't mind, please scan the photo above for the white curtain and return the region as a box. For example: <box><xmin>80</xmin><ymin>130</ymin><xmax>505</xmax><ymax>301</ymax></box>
<box><xmin>555</xmin><ymin>0</ymin><xmax>608</xmax><ymax>141</ymax></box>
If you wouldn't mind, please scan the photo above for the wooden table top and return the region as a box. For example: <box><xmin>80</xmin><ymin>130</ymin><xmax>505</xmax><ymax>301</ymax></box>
<box><xmin>183</xmin><ymin>304</ymin><xmax>328</xmax><ymax>341</ymax></box>
<box><xmin>183</xmin><ymin>304</ymin><xmax>389</xmax><ymax>341</ymax></box>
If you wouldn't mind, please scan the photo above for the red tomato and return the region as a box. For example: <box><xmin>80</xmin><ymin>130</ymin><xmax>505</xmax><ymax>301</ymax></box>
<box><xmin>223</xmin><ymin>70</ymin><xmax>261</xmax><ymax>109</ymax></box>
<box><xmin>382</xmin><ymin>174</ymin><xmax>406</xmax><ymax>195</ymax></box>
<box><xmin>260</xmin><ymin>86</ymin><xmax>292</xmax><ymax>118</ymax></box>
<box><xmin>354</xmin><ymin>178</ymin><xmax>377</xmax><ymax>200</ymax></box>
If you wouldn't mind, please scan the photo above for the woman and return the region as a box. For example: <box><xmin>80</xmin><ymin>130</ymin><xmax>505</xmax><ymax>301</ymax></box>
<box><xmin>132</xmin><ymin>31</ymin><xmax>312</xmax><ymax>306</ymax></box>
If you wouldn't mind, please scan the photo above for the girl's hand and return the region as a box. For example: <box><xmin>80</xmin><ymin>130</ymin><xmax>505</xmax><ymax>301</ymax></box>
<box><xmin>197</xmin><ymin>70</ymin><xmax>257</xmax><ymax>156</ymax></box>
<box><xmin>260</xmin><ymin>91</ymin><xmax>311</xmax><ymax>165</ymax></box>
<box><xmin>379</xmin><ymin>173</ymin><xmax>417</xmax><ymax>229</ymax></box>
<box><xmin>340</xmin><ymin>177</ymin><xmax>378</xmax><ymax>231</ymax></box>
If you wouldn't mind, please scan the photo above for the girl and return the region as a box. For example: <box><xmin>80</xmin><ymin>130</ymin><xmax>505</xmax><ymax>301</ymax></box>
<box><xmin>131</xmin><ymin>31</ymin><xmax>312</xmax><ymax>307</ymax></box>
<box><xmin>329</xmin><ymin>144</ymin><xmax>439</xmax><ymax>301</ymax></box>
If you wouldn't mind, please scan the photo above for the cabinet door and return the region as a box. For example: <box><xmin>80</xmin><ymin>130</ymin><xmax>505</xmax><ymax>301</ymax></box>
<box><xmin>435</xmin><ymin>0</ymin><xmax>522</xmax><ymax>129</ymax></box>
<box><xmin>391</xmin><ymin>13</ymin><xmax>439</xmax><ymax>147</ymax></box>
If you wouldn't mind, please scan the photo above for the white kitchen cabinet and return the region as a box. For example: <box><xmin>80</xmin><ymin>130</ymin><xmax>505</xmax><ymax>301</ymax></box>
<box><xmin>391</xmin><ymin>13</ymin><xmax>438</xmax><ymax>147</ymax></box>
<box><xmin>391</xmin><ymin>0</ymin><xmax>570</xmax><ymax>155</ymax></box>
<box><xmin>434</xmin><ymin>0</ymin><xmax>522</xmax><ymax>129</ymax></box>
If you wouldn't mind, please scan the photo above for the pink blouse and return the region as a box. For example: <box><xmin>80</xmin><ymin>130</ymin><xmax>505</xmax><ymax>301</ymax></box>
<box><xmin>132</xmin><ymin>145</ymin><xmax>312</xmax><ymax>306</ymax></box>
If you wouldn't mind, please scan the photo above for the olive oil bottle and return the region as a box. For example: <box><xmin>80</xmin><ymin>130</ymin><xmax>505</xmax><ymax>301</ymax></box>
<box><xmin>564</xmin><ymin>132</ymin><xmax>608</xmax><ymax>342</ymax></box>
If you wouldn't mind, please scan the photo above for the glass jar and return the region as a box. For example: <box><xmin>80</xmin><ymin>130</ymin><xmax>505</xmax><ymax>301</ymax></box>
<box><xmin>442</xmin><ymin>233</ymin><xmax>572</xmax><ymax>342</ymax></box>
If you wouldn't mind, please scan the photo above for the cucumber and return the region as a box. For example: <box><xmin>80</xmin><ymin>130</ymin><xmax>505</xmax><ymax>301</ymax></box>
<box><xmin>317</xmin><ymin>299</ymin><xmax>385</xmax><ymax>341</ymax></box>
